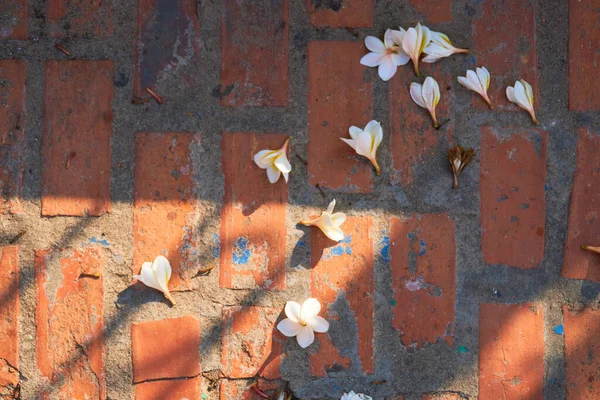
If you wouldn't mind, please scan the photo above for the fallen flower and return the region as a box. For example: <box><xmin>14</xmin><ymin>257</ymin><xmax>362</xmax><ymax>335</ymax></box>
<box><xmin>360</xmin><ymin>29</ymin><xmax>409</xmax><ymax>81</ymax></box>
<box><xmin>582</xmin><ymin>245</ymin><xmax>600</xmax><ymax>254</ymax></box>
<box><xmin>458</xmin><ymin>67</ymin><xmax>493</xmax><ymax>109</ymax></box>
<box><xmin>341</xmin><ymin>120</ymin><xmax>383</xmax><ymax>175</ymax></box>
<box><xmin>410</xmin><ymin>76</ymin><xmax>441</xmax><ymax>128</ymax></box>
<box><xmin>277</xmin><ymin>298</ymin><xmax>329</xmax><ymax>349</ymax></box>
<box><xmin>402</xmin><ymin>23</ymin><xmax>431</xmax><ymax>76</ymax></box>
<box><xmin>506</xmin><ymin>79</ymin><xmax>539</xmax><ymax>125</ymax></box>
<box><xmin>423</xmin><ymin>30</ymin><xmax>469</xmax><ymax>63</ymax></box>
<box><xmin>341</xmin><ymin>392</ymin><xmax>372</xmax><ymax>400</ymax></box>
<box><xmin>133</xmin><ymin>255</ymin><xmax>176</xmax><ymax>306</ymax></box>
<box><xmin>299</xmin><ymin>199</ymin><xmax>346</xmax><ymax>242</ymax></box>
<box><xmin>253</xmin><ymin>137</ymin><xmax>292</xmax><ymax>184</ymax></box>
<box><xmin>448</xmin><ymin>145</ymin><xmax>475</xmax><ymax>189</ymax></box>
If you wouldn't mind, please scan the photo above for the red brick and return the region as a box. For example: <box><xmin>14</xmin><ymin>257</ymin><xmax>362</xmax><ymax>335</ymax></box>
<box><xmin>220</xmin><ymin>132</ymin><xmax>287</xmax><ymax>290</ymax></box>
<box><xmin>480</xmin><ymin>126</ymin><xmax>547</xmax><ymax>269</ymax></box>
<box><xmin>42</xmin><ymin>60</ymin><xmax>113</xmax><ymax>217</ymax></box>
<box><xmin>308</xmin><ymin>41</ymin><xmax>373</xmax><ymax>192</ymax></box>
<box><xmin>134</xmin><ymin>0</ymin><xmax>200</xmax><ymax>98</ymax></box>
<box><xmin>221</xmin><ymin>0</ymin><xmax>289</xmax><ymax>107</ymax></box>
<box><xmin>568</xmin><ymin>0</ymin><xmax>600</xmax><ymax>110</ymax></box>
<box><xmin>134</xmin><ymin>132</ymin><xmax>200</xmax><ymax>290</ymax></box>
<box><xmin>219</xmin><ymin>379</ymin><xmax>282</xmax><ymax>400</ymax></box>
<box><xmin>0</xmin><ymin>60</ymin><xmax>26</xmax><ymax>215</ymax></box>
<box><xmin>306</xmin><ymin>0</ymin><xmax>372</xmax><ymax>28</ymax></box>
<box><xmin>0</xmin><ymin>246</ymin><xmax>19</xmax><ymax>397</ymax></box>
<box><xmin>131</xmin><ymin>316</ymin><xmax>201</xmax><ymax>383</ymax></box>
<box><xmin>479</xmin><ymin>303</ymin><xmax>544</xmax><ymax>400</ymax></box>
<box><xmin>472</xmin><ymin>0</ymin><xmax>538</xmax><ymax>110</ymax></box>
<box><xmin>390</xmin><ymin>214</ymin><xmax>455</xmax><ymax>348</ymax></box>
<box><xmin>422</xmin><ymin>394</ymin><xmax>462</xmax><ymax>400</ymax></box>
<box><xmin>309</xmin><ymin>217</ymin><xmax>374</xmax><ymax>376</ymax></box>
<box><xmin>0</xmin><ymin>1</ymin><xmax>27</xmax><ymax>40</ymax></box>
<box><xmin>35</xmin><ymin>248</ymin><xmax>105</xmax><ymax>399</ymax></box>
<box><xmin>389</xmin><ymin>65</ymin><xmax>453</xmax><ymax>186</ymax></box>
<box><xmin>562</xmin><ymin>129</ymin><xmax>600</xmax><ymax>281</ymax></box>
<box><xmin>135</xmin><ymin>377</ymin><xmax>201</xmax><ymax>399</ymax></box>
<box><xmin>222</xmin><ymin>306</ymin><xmax>283</xmax><ymax>379</ymax></box>
<box><xmin>407</xmin><ymin>0</ymin><xmax>452</xmax><ymax>24</ymax></box>
<box><xmin>564</xmin><ymin>307</ymin><xmax>600</xmax><ymax>399</ymax></box>
<box><xmin>48</xmin><ymin>0</ymin><xmax>112</xmax><ymax>38</ymax></box>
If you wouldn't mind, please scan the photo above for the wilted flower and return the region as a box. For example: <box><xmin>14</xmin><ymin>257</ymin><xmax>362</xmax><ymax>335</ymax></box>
<box><xmin>253</xmin><ymin>137</ymin><xmax>292</xmax><ymax>184</ymax></box>
<box><xmin>410</xmin><ymin>76</ymin><xmax>441</xmax><ymax>128</ymax></box>
<box><xmin>423</xmin><ymin>30</ymin><xmax>469</xmax><ymax>63</ymax></box>
<box><xmin>341</xmin><ymin>120</ymin><xmax>383</xmax><ymax>175</ymax></box>
<box><xmin>277</xmin><ymin>298</ymin><xmax>329</xmax><ymax>349</ymax></box>
<box><xmin>402</xmin><ymin>23</ymin><xmax>431</xmax><ymax>76</ymax></box>
<box><xmin>360</xmin><ymin>29</ymin><xmax>409</xmax><ymax>81</ymax></box>
<box><xmin>506</xmin><ymin>79</ymin><xmax>539</xmax><ymax>125</ymax></box>
<box><xmin>448</xmin><ymin>145</ymin><xmax>475</xmax><ymax>189</ymax></box>
<box><xmin>458</xmin><ymin>67</ymin><xmax>493</xmax><ymax>109</ymax></box>
<box><xmin>341</xmin><ymin>392</ymin><xmax>372</xmax><ymax>400</ymax></box>
<box><xmin>134</xmin><ymin>255</ymin><xmax>176</xmax><ymax>306</ymax></box>
<box><xmin>299</xmin><ymin>199</ymin><xmax>346</xmax><ymax>242</ymax></box>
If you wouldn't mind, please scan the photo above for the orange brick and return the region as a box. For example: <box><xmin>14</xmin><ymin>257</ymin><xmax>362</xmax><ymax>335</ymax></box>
<box><xmin>309</xmin><ymin>217</ymin><xmax>374</xmax><ymax>376</ymax></box>
<box><xmin>134</xmin><ymin>132</ymin><xmax>200</xmax><ymax>290</ymax></box>
<box><xmin>42</xmin><ymin>60</ymin><xmax>113</xmax><ymax>217</ymax></box>
<box><xmin>480</xmin><ymin>126</ymin><xmax>547</xmax><ymax>269</ymax></box>
<box><xmin>220</xmin><ymin>132</ymin><xmax>287</xmax><ymax>290</ymax></box>
<box><xmin>407</xmin><ymin>0</ymin><xmax>452</xmax><ymax>24</ymax></box>
<box><xmin>135</xmin><ymin>377</ymin><xmax>201</xmax><ymax>399</ymax></box>
<box><xmin>472</xmin><ymin>0</ymin><xmax>538</xmax><ymax>110</ymax></box>
<box><xmin>35</xmin><ymin>248</ymin><xmax>105</xmax><ymax>399</ymax></box>
<box><xmin>390</xmin><ymin>214</ymin><xmax>455</xmax><ymax>348</ymax></box>
<box><xmin>479</xmin><ymin>303</ymin><xmax>544</xmax><ymax>400</ymax></box>
<box><xmin>134</xmin><ymin>0</ymin><xmax>200</xmax><ymax>97</ymax></box>
<box><xmin>0</xmin><ymin>246</ymin><xmax>19</xmax><ymax>397</ymax></box>
<box><xmin>219</xmin><ymin>379</ymin><xmax>282</xmax><ymax>400</ymax></box>
<box><xmin>221</xmin><ymin>0</ymin><xmax>289</xmax><ymax>106</ymax></box>
<box><xmin>564</xmin><ymin>307</ymin><xmax>600</xmax><ymax>399</ymax></box>
<box><xmin>568</xmin><ymin>0</ymin><xmax>600</xmax><ymax>110</ymax></box>
<box><xmin>389</xmin><ymin>65</ymin><xmax>453</xmax><ymax>186</ymax></box>
<box><xmin>222</xmin><ymin>306</ymin><xmax>283</xmax><ymax>379</ymax></box>
<box><xmin>48</xmin><ymin>0</ymin><xmax>112</xmax><ymax>38</ymax></box>
<box><xmin>305</xmin><ymin>0</ymin><xmax>372</xmax><ymax>28</ymax></box>
<box><xmin>0</xmin><ymin>60</ymin><xmax>26</xmax><ymax>214</ymax></box>
<box><xmin>0</xmin><ymin>1</ymin><xmax>27</xmax><ymax>40</ymax></box>
<box><xmin>308</xmin><ymin>41</ymin><xmax>373</xmax><ymax>192</ymax></box>
<box><xmin>131</xmin><ymin>316</ymin><xmax>201</xmax><ymax>383</ymax></box>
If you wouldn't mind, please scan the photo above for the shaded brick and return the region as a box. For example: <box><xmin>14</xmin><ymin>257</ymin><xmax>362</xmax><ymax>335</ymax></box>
<box><xmin>0</xmin><ymin>60</ymin><xmax>26</xmax><ymax>214</ymax></box>
<box><xmin>0</xmin><ymin>0</ymin><xmax>27</xmax><ymax>40</ymax></box>
<box><xmin>222</xmin><ymin>306</ymin><xmax>283</xmax><ymax>379</ymax></box>
<box><xmin>407</xmin><ymin>0</ymin><xmax>451</xmax><ymax>24</ymax></box>
<box><xmin>306</xmin><ymin>0</ymin><xmax>372</xmax><ymax>28</ymax></box>
<box><xmin>390</xmin><ymin>214</ymin><xmax>455</xmax><ymax>348</ymax></box>
<box><xmin>134</xmin><ymin>0</ymin><xmax>200</xmax><ymax>98</ymax></box>
<box><xmin>562</xmin><ymin>129</ymin><xmax>600</xmax><ymax>282</ymax></box>
<box><xmin>131</xmin><ymin>316</ymin><xmax>201</xmax><ymax>383</ymax></box>
<box><xmin>308</xmin><ymin>41</ymin><xmax>373</xmax><ymax>192</ymax></box>
<box><xmin>219</xmin><ymin>379</ymin><xmax>282</xmax><ymax>400</ymax></box>
<box><xmin>479</xmin><ymin>303</ymin><xmax>544</xmax><ymax>400</ymax></box>
<box><xmin>568</xmin><ymin>0</ymin><xmax>600</xmax><ymax>110</ymax></box>
<box><xmin>564</xmin><ymin>307</ymin><xmax>600</xmax><ymax>399</ymax></box>
<box><xmin>0</xmin><ymin>246</ymin><xmax>19</xmax><ymax>398</ymax></box>
<box><xmin>221</xmin><ymin>0</ymin><xmax>289</xmax><ymax>106</ymax></box>
<box><xmin>135</xmin><ymin>377</ymin><xmax>201</xmax><ymax>399</ymax></box>
<box><xmin>472</xmin><ymin>0</ymin><xmax>538</xmax><ymax>110</ymax></box>
<box><xmin>48</xmin><ymin>0</ymin><xmax>112</xmax><ymax>38</ymax></box>
<box><xmin>309</xmin><ymin>217</ymin><xmax>374</xmax><ymax>376</ymax></box>
<box><xmin>480</xmin><ymin>126</ymin><xmax>547</xmax><ymax>269</ymax></box>
<box><xmin>134</xmin><ymin>132</ymin><xmax>200</xmax><ymax>290</ymax></box>
<box><xmin>220</xmin><ymin>132</ymin><xmax>287</xmax><ymax>290</ymax></box>
<box><xmin>42</xmin><ymin>60</ymin><xmax>113</xmax><ymax>217</ymax></box>
<box><xmin>35</xmin><ymin>248</ymin><xmax>105</xmax><ymax>399</ymax></box>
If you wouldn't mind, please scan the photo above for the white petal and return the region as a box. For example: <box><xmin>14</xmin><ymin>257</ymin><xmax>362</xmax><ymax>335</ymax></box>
<box><xmin>422</xmin><ymin>76</ymin><xmax>440</xmax><ymax>111</ymax></box>
<box><xmin>419</xmin><ymin>24</ymin><xmax>432</xmax><ymax>54</ymax></box>
<box><xmin>341</xmin><ymin>137</ymin><xmax>356</xmax><ymax>150</ymax></box>
<box><xmin>422</xmin><ymin>54</ymin><xmax>441</xmax><ymax>63</ymax></box>
<box><xmin>377</xmin><ymin>56</ymin><xmax>397</xmax><ymax>81</ymax></box>
<box><xmin>457</xmin><ymin>76</ymin><xmax>473</xmax><ymax>91</ymax></box>
<box><xmin>466</xmin><ymin>69</ymin><xmax>484</xmax><ymax>94</ymax></box>
<box><xmin>136</xmin><ymin>262</ymin><xmax>162</xmax><ymax>291</ymax></box>
<box><xmin>253</xmin><ymin>150</ymin><xmax>277</xmax><ymax>169</ymax></box>
<box><xmin>282</xmin><ymin>172</ymin><xmax>289</xmax><ymax>183</ymax></box>
<box><xmin>410</xmin><ymin>83</ymin><xmax>426</xmax><ymax>108</ymax></box>
<box><xmin>360</xmin><ymin>52</ymin><xmax>384</xmax><ymax>67</ymax></box>
<box><xmin>285</xmin><ymin>301</ymin><xmax>302</xmax><ymax>322</ymax></box>
<box><xmin>307</xmin><ymin>316</ymin><xmax>329</xmax><ymax>333</ymax></box>
<box><xmin>326</xmin><ymin>199</ymin><xmax>336</xmax><ymax>214</ymax></box>
<box><xmin>349</xmin><ymin>126</ymin><xmax>362</xmax><ymax>140</ymax></box>
<box><xmin>321</xmin><ymin>224</ymin><xmax>345</xmax><ymax>242</ymax></box>
<box><xmin>277</xmin><ymin>318</ymin><xmax>302</xmax><ymax>337</ymax></box>
<box><xmin>266</xmin><ymin>165</ymin><xmax>281</xmax><ymax>183</ymax></box>
<box><xmin>363</xmin><ymin>120</ymin><xmax>380</xmax><ymax>134</ymax></box>
<box><xmin>389</xmin><ymin>29</ymin><xmax>405</xmax><ymax>45</ymax></box>
<box><xmin>369</xmin><ymin>122</ymin><xmax>383</xmax><ymax>159</ymax></box>
<box><xmin>391</xmin><ymin>51</ymin><xmax>410</xmax><ymax>66</ymax></box>
<box><xmin>506</xmin><ymin>86</ymin><xmax>517</xmax><ymax>103</ymax></box>
<box><xmin>331</xmin><ymin>212</ymin><xmax>347</xmax><ymax>227</ymax></box>
<box><xmin>301</xmin><ymin>298</ymin><xmax>321</xmax><ymax>322</ymax></box>
<box><xmin>384</xmin><ymin>29</ymin><xmax>395</xmax><ymax>48</ymax></box>
<box><xmin>152</xmin><ymin>255</ymin><xmax>171</xmax><ymax>294</ymax></box>
<box><xmin>513</xmin><ymin>80</ymin><xmax>531</xmax><ymax>110</ymax></box>
<box><xmin>477</xmin><ymin>67</ymin><xmax>490</xmax><ymax>90</ymax></box>
<box><xmin>424</xmin><ymin>42</ymin><xmax>452</xmax><ymax>58</ymax></box>
<box><xmin>402</xmin><ymin>27</ymin><xmax>418</xmax><ymax>58</ymax></box>
<box><xmin>274</xmin><ymin>153</ymin><xmax>291</xmax><ymax>173</ymax></box>
<box><xmin>355</xmin><ymin>131</ymin><xmax>373</xmax><ymax>158</ymax></box>
<box><xmin>296</xmin><ymin>326</ymin><xmax>315</xmax><ymax>348</ymax></box>
<box><xmin>520</xmin><ymin>79</ymin><xmax>534</xmax><ymax>105</ymax></box>
<box><xmin>364</xmin><ymin>36</ymin><xmax>385</xmax><ymax>53</ymax></box>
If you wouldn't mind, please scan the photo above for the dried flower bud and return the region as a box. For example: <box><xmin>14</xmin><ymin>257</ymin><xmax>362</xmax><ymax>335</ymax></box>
<box><xmin>448</xmin><ymin>145</ymin><xmax>474</xmax><ymax>189</ymax></box>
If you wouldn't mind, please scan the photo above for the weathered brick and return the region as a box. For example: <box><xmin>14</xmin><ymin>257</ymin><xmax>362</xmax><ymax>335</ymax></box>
<box><xmin>134</xmin><ymin>0</ymin><xmax>200</xmax><ymax>98</ymax></box>
<box><xmin>306</xmin><ymin>0</ymin><xmax>372</xmax><ymax>28</ymax></box>
<box><xmin>308</xmin><ymin>41</ymin><xmax>373</xmax><ymax>192</ymax></box>
<box><xmin>48</xmin><ymin>0</ymin><xmax>112</xmax><ymax>38</ymax></box>
<box><xmin>479</xmin><ymin>303</ymin><xmax>544</xmax><ymax>400</ymax></box>
<box><xmin>390</xmin><ymin>214</ymin><xmax>455</xmax><ymax>348</ymax></box>
<box><xmin>219</xmin><ymin>379</ymin><xmax>282</xmax><ymax>400</ymax></box>
<box><xmin>221</xmin><ymin>0</ymin><xmax>289</xmax><ymax>106</ymax></box>
<box><xmin>131</xmin><ymin>316</ymin><xmax>200</xmax><ymax>383</ymax></box>
<box><xmin>407</xmin><ymin>0</ymin><xmax>452</xmax><ymax>24</ymax></box>
<box><xmin>389</xmin><ymin>65</ymin><xmax>453</xmax><ymax>186</ymax></box>
<box><xmin>0</xmin><ymin>0</ymin><xmax>27</xmax><ymax>40</ymax></box>
<box><xmin>220</xmin><ymin>132</ymin><xmax>287</xmax><ymax>290</ymax></box>
<box><xmin>564</xmin><ymin>307</ymin><xmax>600</xmax><ymax>399</ymax></box>
<box><xmin>568</xmin><ymin>0</ymin><xmax>600</xmax><ymax>110</ymax></box>
<box><xmin>0</xmin><ymin>59</ymin><xmax>26</xmax><ymax>215</ymax></box>
<box><xmin>480</xmin><ymin>126</ymin><xmax>547</xmax><ymax>269</ymax></box>
<box><xmin>135</xmin><ymin>377</ymin><xmax>201</xmax><ymax>399</ymax></box>
<box><xmin>134</xmin><ymin>132</ymin><xmax>200</xmax><ymax>290</ymax></box>
<box><xmin>222</xmin><ymin>306</ymin><xmax>283</xmax><ymax>379</ymax></box>
<box><xmin>472</xmin><ymin>0</ymin><xmax>538</xmax><ymax>110</ymax></box>
<box><xmin>35</xmin><ymin>248</ymin><xmax>105</xmax><ymax>399</ymax></box>
<box><xmin>0</xmin><ymin>246</ymin><xmax>19</xmax><ymax>398</ymax></box>
<box><xmin>42</xmin><ymin>60</ymin><xmax>113</xmax><ymax>216</ymax></box>
<box><xmin>309</xmin><ymin>217</ymin><xmax>374</xmax><ymax>376</ymax></box>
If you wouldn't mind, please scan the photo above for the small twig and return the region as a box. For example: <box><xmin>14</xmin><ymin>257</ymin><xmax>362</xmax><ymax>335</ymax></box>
<box><xmin>194</xmin><ymin>265</ymin><xmax>215</xmax><ymax>277</ymax></box>
<box><xmin>79</xmin><ymin>273</ymin><xmax>101</xmax><ymax>279</ymax></box>
<box><xmin>295</xmin><ymin>155</ymin><xmax>307</xmax><ymax>165</ymax></box>
<box><xmin>435</xmin><ymin>118</ymin><xmax>451</xmax><ymax>130</ymax></box>
<box><xmin>8</xmin><ymin>230</ymin><xmax>26</xmax><ymax>244</ymax></box>
<box><xmin>55</xmin><ymin>44</ymin><xmax>72</xmax><ymax>57</ymax></box>
<box><xmin>65</xmin><ymin>152</ymin><xmax>76</xmax><ymax>169</ymax></box>
<box><xmin>251</xmin><ymin>385</ymin><xmax>269</xmax><ymax>398</ymax></box>
<box><xmin>131</xmin><ymin>96</ymin><xmax>151</xmax><ymax>105</ymax></box>
<box><xmin>315</xmin><ymin>183</ymin><xmax>326</xmax><ymax>198</ymax></box>
<box><xmin>145</xmin><ymin>87</ymin><xmax>163</xmax><ymax>104</ymax></box>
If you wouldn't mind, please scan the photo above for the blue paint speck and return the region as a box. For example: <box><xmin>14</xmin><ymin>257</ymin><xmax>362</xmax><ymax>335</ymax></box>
<box><xmin>297</xmin><ymin>240</ymin><xmax>306</xmax><ymax>248</ymax></box>
<box><xmin>545</xmin><ymin>184</ymin><xmax>549</xmax><ymax>192</ymax></box>
<box><xmin>380</xmin><ymin>234</ymin><xmax>390</xmax><ymax>262</ymax></box>
<box><xmin>232</xmin><ymin>237</ymin><xmax>251</xmax><ymax>265</ymax></box>
<box><xmin>548</xmin><ymin>378</ymin><xmax>556</xmax><ymax>384</ymax></box>
<box><xmin>211</xmin><ymin>234</ymin><xmax>220</xmax><ymax>258</ymax></box>
<box><xmin>471</xmin><ymin>55</ymin><xmax>476</xmax><ymax>64</ymax></box>
<box><xmin>390</xmin><ymin>298</ymin><xmax>397</xmax><ymax>306</ymax></box>
<box><xmin>407</xmin><ymin>232</ymin><xmax>414</xmax><ymax>239</ymax></box>
<box><xmin>324</xmin><ymin>236</ymin><xmax>352</xmax><ymax>259</ymax></box>
<box><xmin>553</xmin><ymin>325</ymin><xmax>564</xmax><ymax>335</ymax></box>
<box><xmin>419</xmin><ymin>238</ymin><xmax>426</xmax><ymax>256</ymax></box>
<box><xmin>498</xmin><ymin>194</ymin><xmax>509</xmax><ymax>202</ymax></box>
<box><xmin>89</xmin><ymin>236</ymin><xmax>110</xmax><ymax>247</ymax></box>
<box><xmin>457</xmin><ymin>345</ymin><xmax>468</xmax><ymax>354</ymax></box>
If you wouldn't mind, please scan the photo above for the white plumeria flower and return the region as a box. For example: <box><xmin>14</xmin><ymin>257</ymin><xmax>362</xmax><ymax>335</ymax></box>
<box><xmin>134</xmin><ymin>255</ymin><xmax>176</xmax><ymax>306</ymax></box>
<box><xmin>299</xmin><ymin>199</ymin><xmax>346</xmax><ymax>242</ymax></box>
<box><xmin>423</xmin><ymin>30</ymin><xmax>469</xmax><ymax>63</ymax></box>
<box><xmin>458</xmin><ymin>67</ymin><xmax>493</xmax><ymax>109</ymax></box>
<box><xmin>341</xmin><ymin>392</ymin><xmax>372</xmax><ymax>400</ymax></box>
<box><xmin>360</xmin><ymin>29</ymin><xmax>409</xmax><ymax>81</ymax></box>
<box><xmin>277</xmin><ymin>298</ymin><xmax>329</xmax><ymax>349</ymax></box>
<box><xmin>402</xmin><ymin>23</ymin><xmax>431</xmax><ymax>76</ymax></box>
<box><xmin>253</xmin><ymin>137</ymin><xmax>292</xmax><ymax>184</ymax></box>
<box><xmin>341</xmin><ymin>120</ymin><xmax>383</xmax><ymax>175</ymax></box>
<box><xmin>410</xmin><ymin>76</ymin><xmax>441</xmax><ymax>128</ymax></box>
<box><xmin>506</xmin><ymin>79</ymin><xmax>539</xmax><ymax>125</ymax></box>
